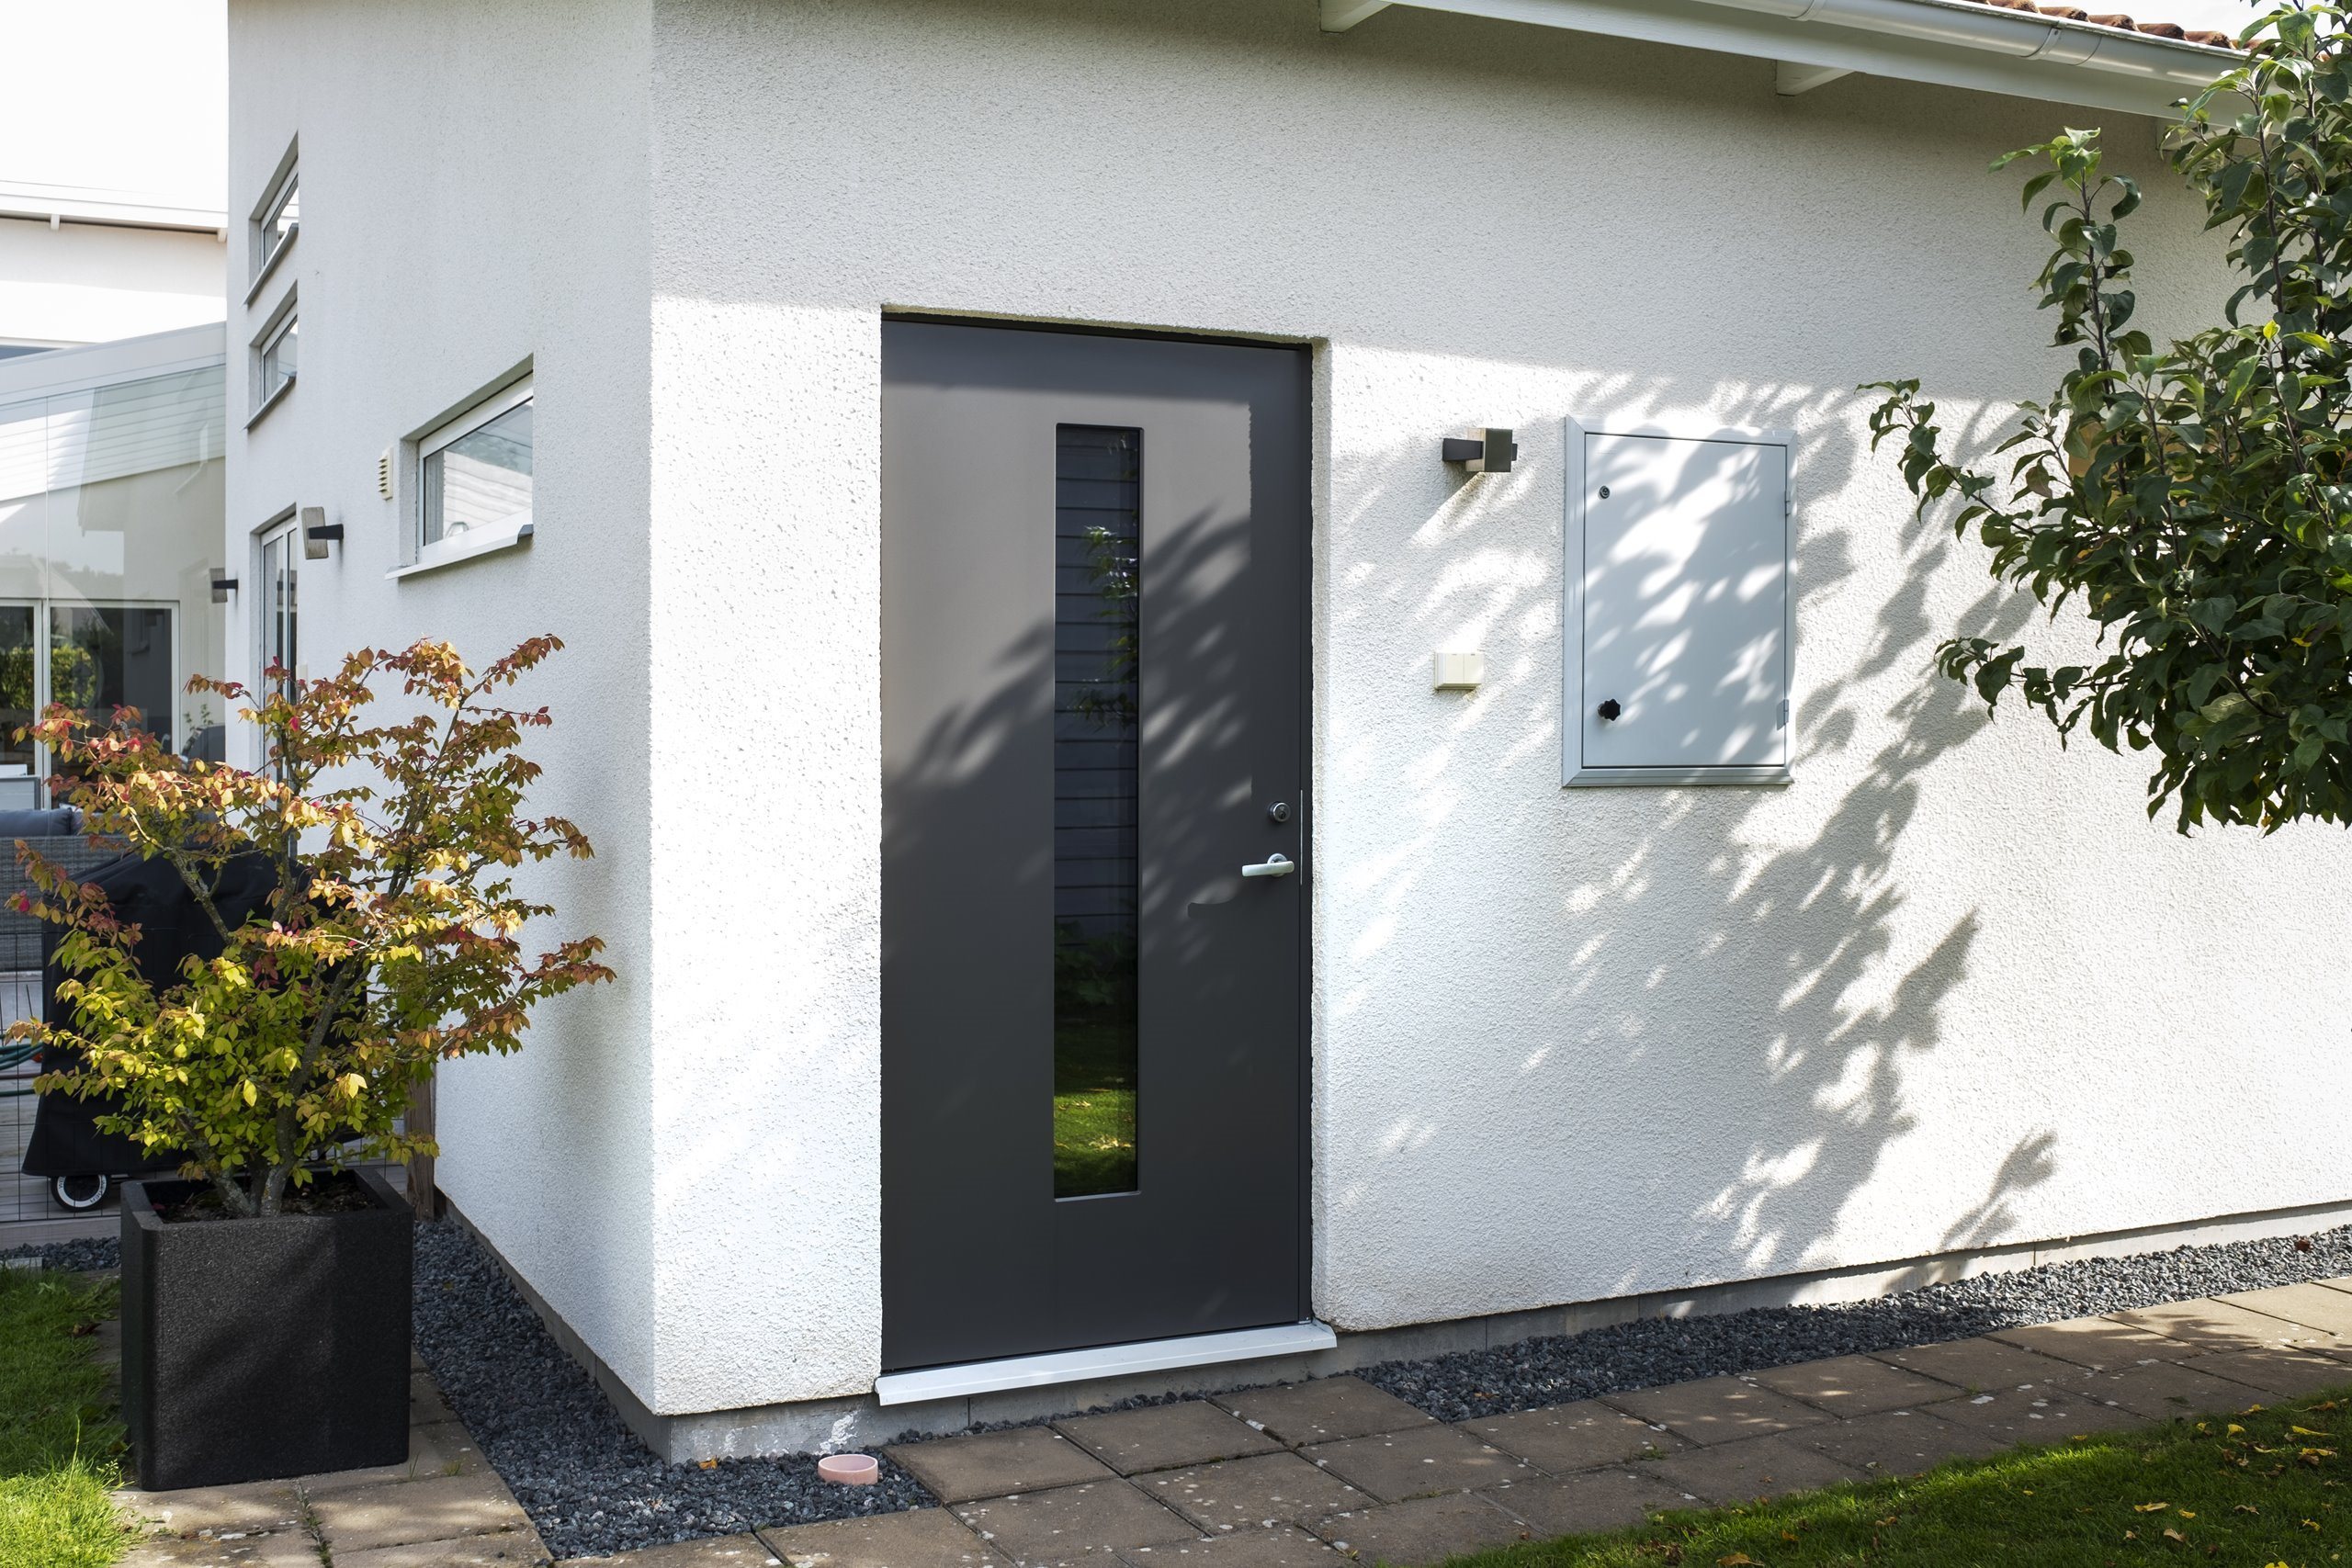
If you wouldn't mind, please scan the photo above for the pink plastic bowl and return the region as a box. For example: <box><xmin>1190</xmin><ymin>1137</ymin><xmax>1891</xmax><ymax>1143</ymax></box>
<box><xmin>817</xmin><ymin>1453</ymin><xmax>880</xmax><ymax>1486</ymax></box>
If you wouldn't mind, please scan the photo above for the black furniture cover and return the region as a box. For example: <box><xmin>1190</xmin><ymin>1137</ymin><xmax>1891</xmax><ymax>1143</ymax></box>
<box><xmin>21</xmin><ymin>850</ymin><xmax>277</xmax><ymax>1180</ymax></box>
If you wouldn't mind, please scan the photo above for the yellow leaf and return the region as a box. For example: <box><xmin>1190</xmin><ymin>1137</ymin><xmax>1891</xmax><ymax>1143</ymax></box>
<box><xmin>2134</xmin><ymin>1502</ymin><xmax>2170</xmax><ymax>1513</ymax></box>
<box><xmin>2162</xmin><ymin>1529</ymin><xmax>2187</xmax><ymax>1543</ymax></box>
<box><xmin>2229</xmin><ymin>1424</ymin><xmax>2247</xmax><ymax>1437</ymax></box>
<box><xmin>2310</xmin><ymin>1519</ymin><xmax>2325</xmax><ymax>1530</ymax></box>
<box><xmin>241</xmin><ymin>1079</ymin><xmax>256</xmax><ymax>1107</ymax></box>
<box><xmin>2294</xmin><ymin>1426</ymin><xmax>2330</xmax><ymax>1437</ymax></box>
<box><xmin>2177</xmin><ymin>1509</ymin><xmax>2195</xmax><ymax>1518</ymax></box>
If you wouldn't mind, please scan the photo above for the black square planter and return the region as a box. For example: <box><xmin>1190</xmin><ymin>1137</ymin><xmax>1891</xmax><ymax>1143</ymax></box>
<box><xmin>121</xmin><ymin>1167</ymin><xmax>413</xmax><ymax>1491</ymax></box>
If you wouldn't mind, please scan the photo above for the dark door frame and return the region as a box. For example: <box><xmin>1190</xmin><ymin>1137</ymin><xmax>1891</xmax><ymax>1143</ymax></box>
<box><xmin>879</xmin><ymin>311</ymin><xmax>1317</xmax><ymax>1357</ymax></box>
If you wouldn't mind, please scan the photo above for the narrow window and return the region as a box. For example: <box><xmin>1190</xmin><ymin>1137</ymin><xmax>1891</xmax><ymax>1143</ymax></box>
<box><xmin>251</xmin><ymin>143</ymin><xmax>299</xmax><ymax>285</ymax></box>
<box><xmin>257</xmin><ymin>511</ymin><xmax>299</xmax><ymax>699</ymax></box>
<box><xmin>417</xmin><ymin>378</ymin><xmax>533</xmax><ymax>559</ymax></box>
<box><xmin>254</xmin><ymin>301</ymin><xmax>298</xmax><ymax>415</ymax></box>
<box><xmin>1053</xmin><ymin>424</ymin><xmax>1141</xmax><ymax>1200</ymax></box>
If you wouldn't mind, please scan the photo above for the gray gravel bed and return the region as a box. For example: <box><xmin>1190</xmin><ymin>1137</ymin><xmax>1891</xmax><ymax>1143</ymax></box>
<box><xmin>13</xmin><ymin>1216</ymin><xmax>2352</xmax><ymax>1557</ymax></box>
<box><xmin>1357</xmin><ymin>1224</ymin><xmax>2352</xmax><ymax>1422</ymax></box>
<box><xmin>413</xmin><ymin>1220</ymin><xmax>929</xmax><ymax>1559</ymax></box>
<box><xmin>0</xmin><ymin>1235</ymin><xmax>120</xmax><ymax>1272</ymax></box>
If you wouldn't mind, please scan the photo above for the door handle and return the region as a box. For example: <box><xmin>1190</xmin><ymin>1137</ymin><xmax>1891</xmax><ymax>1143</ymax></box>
<box><xmin>1241</xmin><ymin>853</ymin><xmax>1296</xmax><ymax>879</ymax></box>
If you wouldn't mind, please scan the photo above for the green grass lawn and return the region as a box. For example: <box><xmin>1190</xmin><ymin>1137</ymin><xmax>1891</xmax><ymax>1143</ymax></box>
<box><xmin>0</xmin><ymin>1266</ymin><xmax>131</xmax><ymax>1568</ymax></box>
<box><xmin>1451</xmin><ymin>1383</ymin><xmax>2352</xmax><ymax>1568</ymax></box>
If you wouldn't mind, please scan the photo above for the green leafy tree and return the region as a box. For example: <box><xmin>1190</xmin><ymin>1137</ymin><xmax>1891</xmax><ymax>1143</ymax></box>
<box><xmin>1866</xmin><ymin>5</ymin><xmax>2352</xmax><ymax>831</ymax></box>
<box><xmin>12</xmin><ymin>637</ymin><xmax>613</xmax><ymax>1216</ymax></box>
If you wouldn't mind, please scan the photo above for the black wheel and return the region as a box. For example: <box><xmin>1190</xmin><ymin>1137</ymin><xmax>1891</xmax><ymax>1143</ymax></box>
<box><xmin>51</xmin><ymin>1174</ymin><xmax>108</xmax><ymax>1211</ymax></box>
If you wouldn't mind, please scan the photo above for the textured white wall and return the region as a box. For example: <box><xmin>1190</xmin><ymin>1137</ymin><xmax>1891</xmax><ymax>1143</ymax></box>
<box><xmin>0</xmin><ymin>221</ymin><xmax>225</xmax><ymax>348</ymax></box>
<box><xmin>228</xmin><ymin>0</ymin><xmax>2351</xmax><ymax>1423</ymax></box>
<box><xmin>225</xmin><ymin>0</ymin><xmax>659</xmax><ymax>1392</ymax></box>
<box><xmin>647</xmin><ymin>0</ymin><xmax>2349</xmax><ymax>1403</ymax></box>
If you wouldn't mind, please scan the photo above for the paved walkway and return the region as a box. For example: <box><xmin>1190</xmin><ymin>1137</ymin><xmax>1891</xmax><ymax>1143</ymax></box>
<box><xmin>112</xmin><ymin>1278</ymin><xmax>2352</xmax><ymax>1567</ymax></box>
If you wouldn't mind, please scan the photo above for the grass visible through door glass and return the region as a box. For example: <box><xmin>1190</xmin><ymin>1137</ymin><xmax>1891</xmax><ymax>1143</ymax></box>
<box><xmin>1053</xmin><ymin>930</ymin><xmax>1136</xmax><ymax>1197</ymax></box>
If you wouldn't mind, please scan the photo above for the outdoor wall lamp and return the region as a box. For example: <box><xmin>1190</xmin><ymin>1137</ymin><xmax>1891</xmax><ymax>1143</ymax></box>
<box><xmin>1442</xmin><ymin>427</ymin><xmax>1517</xmax><ymax>474</ymax></box>
<box><xmin>301</xmin><ymin>504</ymin><xmax>344</xmax><ymax>560</ymax></box>
<box><xmin>209</xmin><ymin>568</ymin><xmax>238</xmax><ymax>603</ymax></box>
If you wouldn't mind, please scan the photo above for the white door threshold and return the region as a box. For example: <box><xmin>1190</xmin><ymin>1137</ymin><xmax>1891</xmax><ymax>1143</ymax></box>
<box><xmin>874</xmin><ymin>1321</ymin><xmax>1339</xmax><ymax>1406</ymax></box>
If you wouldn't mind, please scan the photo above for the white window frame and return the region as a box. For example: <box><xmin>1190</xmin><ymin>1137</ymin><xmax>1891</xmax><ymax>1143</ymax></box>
<box><xmin>249</xmin><ymin>292</ymin><xmax>298</xmax><ymax>426</ymax></box>
<box><xmin>255</xmin><ymin>505</ymin><xmax>300</xmax><ymax>694</ymax></box>
<box><xmin>246</xmin><ymin>141</ymin><xmax>299</xmax><ymax>302</ymax></box>
<box><xmin>1560</xmin><ymin>414</ymin><xmax>1796</xmax><ymax>789</ymax></box>
<box><xmin>5</xmin><ymin>597</ymin><xmax>186</xmax><ymax>763</ymax></box>
<box><xmin>401</xmin><ymin>375</ymin><xmax>535</xmax><ymax>577</ymax></box>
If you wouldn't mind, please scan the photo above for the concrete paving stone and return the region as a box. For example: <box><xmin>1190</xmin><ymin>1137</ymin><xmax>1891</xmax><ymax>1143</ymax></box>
<box><xmin>1600</xmin><ymin>1377</ymin><xmax>1828</xmax><ymax>1446</ymax></box>
<box><xmin>1791</xmin><ymin>1408</ymin><xmax>2013</xmax><ymax>1477</ymax></box>
<box><xmin>952</xmin><ymin>1480</ymin><xmax>1201</xmax><ymax>1566</ymax></box>
<box><xmin>1748</xmin><ymin>1354</ymin><xmax>1960</xmax><ymax>1417</ymax></box>
<box><xmin>296</xmin><ymin>1420</ymin><xmax>486</xmax><ymax>1494</ymax></box>
<box><xmin>1988</xmin><ymin>1316</ymin><xmax>2201</xmax><ymax>1371</ymax></box>
<box><xmin>2317</xmin><ymin>1277</ymin><xmax>2352</xmax><ymax>1297</ymax></box>
<box><xmin>1867</xmin><ymin>1337</ymin><xmax>2072</xmax><ymax>1395</ymax></box>
<box><xmin>888</xmin><ymin>1428</ymin><xmax>1116</xmax><ymax>1505</ymax></box>
<box><xmin>2220</xmin><ymin>1281</ymin><xmax>2352</xmax><ymax>1338</ymax></box>
<box><xmin>762</xmin><ymin>1506</ymin><xmax>1013</xmax><ymax>1568</ymax></box>
<box><xmin>2190</xmin><ymin>1346</ymin><xmax>2352</xmax><ymax>1400</ymax></box>
<box><xmin>567</xmin><ymin>1533</ymin><xmax>778</xmax><ymax>1566</ymax></box>
<box><xmin>1055</xmin><ymin>1402</ymin><xmax>1282</xmax><ymax>1476</ymax></box>
<box><xmin>2111</xmin><ymin>1298</ymin><xmax>2333</xmax><ymax>1352</ymax></box>
<box><xmin>1640</xmin><ymin>1433</ymin><xmax>1861</xmax><ymax>1506</ymax></box>
<box><xmin>119</xmin><ymin>1482</ymin><xmax>305</xmax><ymax>1538</ymax></box>
<box><xmin>334</xmin><ymin>1534</ymin><xmax>551</xmax><ymax>1568</ymax></box>
<box><xmin>1112</xmin><ymin>1524</ymin><xmax>1341</xmax><ymax>1567</ymax></box>
<box><xmin>1298</xmin><ymin>1424</ymin><xmax>1532</xmax><ymax>1503</ymax></box>
<box><xmin>1460</xmin><ymin>1400</ymin><xmax>1686</xmax><ymax>1473</ymax></box>
<box><xmin>1481</xmin><ymin>1468</ymin><xmax>1686</xmax><ymax>1537</ymax></box>
<box><xmin>1313</xmin><ymin>1493</ymin><xmax>1528</xmax><ymax>1565</ymax></box>
<box><xmin>2043</xmin><ymin>1359</ymin><xmax>2279</xmax><ymax>1423</ymax></box>
<box><xmin>411</xmin><ymin>1371</ymin><xmax>458</xmax><ymax>1427</ymax></box>
<box><xmin>1214</xmin><ymin>1378</ymin><xmax>1433</xmax><ymax>1447</ymax></box>
<box><xmin>1924</xmin><ymin>1385</ymin><xmax>2145</xmax><ymax>1444</ymax></box>
<box><xmin>308</xmin><ymin>1472</ymin><xmax>535</xmax><ymax>1554</ymax></box>
<box><xmin>119</xmin><ymin>1529</ymin><xmax>321</xmax><ymax>1568</ymax></box>
<box><xmin>1140</xmin><ymin>1452</ymin><xmax>1370</xmax><ymax>1532</ymax></box>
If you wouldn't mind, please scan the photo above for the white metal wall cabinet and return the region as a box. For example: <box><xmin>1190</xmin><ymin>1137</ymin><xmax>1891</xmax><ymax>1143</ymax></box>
<box><xmin>1563</xmin><ymin>418</ymin><xmax>1794</xmax><ymax>787</ymax></box>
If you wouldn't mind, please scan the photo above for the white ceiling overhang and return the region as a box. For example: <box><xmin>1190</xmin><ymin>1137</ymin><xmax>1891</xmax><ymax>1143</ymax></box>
<box><xmin>1321</xmin><ymin>0</ymin><xmax>2238</xmax><ymax>117</ymax></box>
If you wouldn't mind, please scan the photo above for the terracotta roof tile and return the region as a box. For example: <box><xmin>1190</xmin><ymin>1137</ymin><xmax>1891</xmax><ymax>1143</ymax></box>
<box><xmin>1954</xmin><ymin>0</ymin><xmax>2239</xmax><ymax>49</ymax></box>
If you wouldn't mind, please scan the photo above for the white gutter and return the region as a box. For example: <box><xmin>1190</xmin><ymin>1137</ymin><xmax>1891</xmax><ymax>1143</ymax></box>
<box><xmin>0</xmin><ymin>181</ymin><xmax>229</xmax><ymax>237</ymax></box>
<box><xmin>1322</xmin><ymin>0</ymin><xmax>2236</xmax><ymax>117</ymax></box>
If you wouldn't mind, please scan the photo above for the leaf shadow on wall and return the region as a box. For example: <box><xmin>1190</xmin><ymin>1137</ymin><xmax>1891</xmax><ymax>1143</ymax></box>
<box><xmin>1330</xmin><ymin>380</ymin><xmax>2060</xmax><ymax>1322</ymax></box>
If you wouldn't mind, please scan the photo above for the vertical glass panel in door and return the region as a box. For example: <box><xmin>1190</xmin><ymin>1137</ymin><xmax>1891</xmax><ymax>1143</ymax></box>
<box><xmin>51</xmin><ymin>606</ymin><xmax>174</xmax><ymax>743</ymax></box>
<box><xmin>1054</xmin><ymin>426</ymin><xmax>1140</xmax><ymax>1199</ymax></box>
<box><xmin>0</xmin><ymin>608</ymin><xmax>33</xmax><ymax>807</ymax></box>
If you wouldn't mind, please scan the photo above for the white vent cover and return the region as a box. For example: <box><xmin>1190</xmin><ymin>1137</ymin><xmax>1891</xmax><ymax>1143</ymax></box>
<box><xmin>376</xmin><ymin>447</ymin><xmax>393</xmax><ymax>500</ymax></box>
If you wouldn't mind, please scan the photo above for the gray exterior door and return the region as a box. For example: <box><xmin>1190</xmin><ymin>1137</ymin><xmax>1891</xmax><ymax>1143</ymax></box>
<box><xmin>881</xmin><ymin>321</ymin><xmax>1309</xmax><ymax>1372</ymax></box>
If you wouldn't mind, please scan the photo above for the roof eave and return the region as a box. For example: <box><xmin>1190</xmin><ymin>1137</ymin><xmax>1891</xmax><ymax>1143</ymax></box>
<box><xmin>1323</xmin><ymin>0</ymin><xmax>2237</xmax><ymax>118</ymax></box>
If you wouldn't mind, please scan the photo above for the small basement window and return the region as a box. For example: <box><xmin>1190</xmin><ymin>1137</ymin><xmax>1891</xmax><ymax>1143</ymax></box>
<box><xmin>1563</xmin><ymin>418</ymin><xmax>1793</xmax><ymax>787</ymax></box>
<box><xmin>414</xmin><ymin>377</ymin><xmax>533</xmax><ymax>569</ymax></box>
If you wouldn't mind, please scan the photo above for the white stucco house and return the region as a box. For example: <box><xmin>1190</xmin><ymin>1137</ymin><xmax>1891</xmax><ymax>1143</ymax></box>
<box><xmin>221</xmin><ymin>0</ymin><xmax>2342</xmax><ymax>1460</ymax></box>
